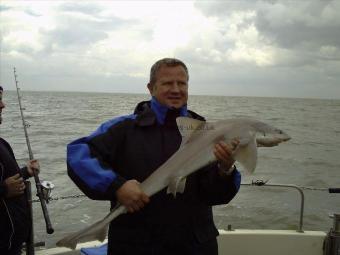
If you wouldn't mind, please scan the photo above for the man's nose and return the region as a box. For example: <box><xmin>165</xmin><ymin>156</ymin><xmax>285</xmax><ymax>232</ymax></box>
<box><xmin>170</xmin><ymin>83</ymin><xmax>180</xmax><ymax>92</ymax></box>
<box><xmin>0</xmin><ymin>102</ymin><xmax>5</xmax><ymax>109</ymax></box>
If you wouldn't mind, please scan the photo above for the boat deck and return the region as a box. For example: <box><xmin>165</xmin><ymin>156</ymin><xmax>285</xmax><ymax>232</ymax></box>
<box><xmin>218</xmin><ymin>229</ymin><xmax>326</xmax><ymax>255</ymax></box>
<box><xmin>36</xmin><ymin>229</ymin><xmax>327</xmax><ymax>255</ymax></box>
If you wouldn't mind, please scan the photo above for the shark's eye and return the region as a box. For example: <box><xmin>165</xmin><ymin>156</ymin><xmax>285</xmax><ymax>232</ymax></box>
<box><xmin>275</xmin><ymin>129</ymin><xmax>283</xmax><ymax>134</ymax></box>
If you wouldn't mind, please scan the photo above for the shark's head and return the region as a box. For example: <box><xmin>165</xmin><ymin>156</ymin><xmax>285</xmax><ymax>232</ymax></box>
<box><xmin>251</xmin><ymin>122</ymin><xmax>291</xmax><ymax>148</ymax></box>
<box><xmin>250</xmin><ymin>120</ymin><xmax>291</xmax><ymax>141</ymax></box>
<box><xmin>271</xmin><ymin>127</ymin><xmax>291</xmax><ymax>141</ymax></box>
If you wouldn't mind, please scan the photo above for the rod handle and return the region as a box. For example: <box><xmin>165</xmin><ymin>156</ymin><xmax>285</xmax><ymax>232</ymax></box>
<box><xmin>34</xmin><ymin>173</ymin><xmax>54</xmax><ymax>234</ymax></box>
<box><xmin>45</xmin><ymin>219</ymin><xmax>54</xmax><ymax>234</ymax></box>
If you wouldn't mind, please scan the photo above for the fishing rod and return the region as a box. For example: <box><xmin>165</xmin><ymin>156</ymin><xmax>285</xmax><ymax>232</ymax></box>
<box><xmin>13</xmin><ymin>68</ymin><xmax>54</xmax><ymax>252</ymax></box>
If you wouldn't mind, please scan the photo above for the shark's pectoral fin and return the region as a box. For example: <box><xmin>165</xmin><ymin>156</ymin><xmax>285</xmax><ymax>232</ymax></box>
<box><xmin>167</xmin><ymin>176</ymin><xmax>187</xmax><ymax>197</ymax></box>
<box><xmin>233</xmin><ymin>135</ymin><xmax>257</xmax><ymax>174</ymax></box>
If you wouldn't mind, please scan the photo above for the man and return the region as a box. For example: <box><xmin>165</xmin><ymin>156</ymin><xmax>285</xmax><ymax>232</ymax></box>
<box><xmin>67</xmin><ymin>58</ymin><xmax>241</xmax><ymax>255</ymax></box>
<box><xmin>0</xmin><ymin>86</ymin><xmax>40</xmax><ymax>255</ymax></box>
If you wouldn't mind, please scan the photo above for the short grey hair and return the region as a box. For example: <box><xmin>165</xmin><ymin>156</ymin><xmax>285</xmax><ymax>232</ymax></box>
<box><xmin>149</xmin><ymin>58</ymin><xmax>189</xmax><ymax>85</ymax></box>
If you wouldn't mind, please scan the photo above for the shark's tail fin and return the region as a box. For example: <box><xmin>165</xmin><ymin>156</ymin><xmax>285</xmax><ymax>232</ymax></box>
<box><xmin>56</xmin><ymin>205</ymin><xmax>126</xmax><ymax>250</ymax></box>
<box><xmin>56</xmin><ymin>224</ymin><xmax>109</xmax><ymax>250</ymax></box>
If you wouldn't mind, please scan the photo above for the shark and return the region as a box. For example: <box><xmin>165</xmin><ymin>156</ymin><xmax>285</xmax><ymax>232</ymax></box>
<box><xmin>56</xmin><ymin>117</ymin><xmax>291</xmax><ymax>249</ymax></box>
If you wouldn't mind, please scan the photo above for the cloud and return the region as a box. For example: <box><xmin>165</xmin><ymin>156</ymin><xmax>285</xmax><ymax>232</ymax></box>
<box><xmin>0</xmin><ymin>4</ymin><xmax>12</xmax><ymax>12</ymax></box>
<box><xmin>24</xmin><ymin>8</ymin><xmax>42</xmax><ymax>17</ymax></box>
<box><xmin>255</xmin><ymin>1</ymin><xmax>340</xmax><ymax>49</ymax></box>
<box><xmin>195</xmin><ymin>1</ymin><xmax>340</xmax><ymax>62</ymax></box>
<box><xmin>0</xmin><ymin>1</ymin><xmax>339</xmax><ymax>99</ymax></box>
<box><xmin>41</xmin><ymin>16</ymin><xmax>109</xmax><ymax>48</ymax></box>
<box><xmin>58</xmin><ymin>2</ymin><xmax>103</xmax><ymax>16</ymax></box>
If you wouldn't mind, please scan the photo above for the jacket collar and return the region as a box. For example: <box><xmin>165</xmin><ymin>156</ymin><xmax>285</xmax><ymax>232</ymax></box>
<box><xmin>134</xmin><ymin>98</ymin><xmax>188</xmax><ymax>126</ymax></box>
<box><xmin>150</xmin><ymin>97</ymin><xmax>188</xmax><ymax>125</ymax></box>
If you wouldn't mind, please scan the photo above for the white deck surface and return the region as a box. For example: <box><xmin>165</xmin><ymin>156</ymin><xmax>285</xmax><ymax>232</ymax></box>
<box><xmin>218</xmin><ymin>229</ymin><xmax>326</xmax><ymax>255</ymax></box>
<box><xmin>36</xmin><ymin>229</ymin><xmax>327</xmax><ymax>255</ymax></box>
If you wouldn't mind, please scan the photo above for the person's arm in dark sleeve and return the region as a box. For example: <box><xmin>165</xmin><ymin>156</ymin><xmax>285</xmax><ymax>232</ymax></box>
<box><xmin>198</xmin><ymin>162</ymin><xmax>241</xmax><ymax>206</ymax></box>
<box><xmin>0</xmin><ymin>161</ymin><xmax>6</xmax><ymax>197</ymax></box>
<box><xmin>0</xmin><ymin>181</ymin><xmax>7</xmax><ymax>198</ymax></box>
<box><xmin>67</xmin><ymin>115</ymin><xmax>135</xmax><ymax>201</ymax></box>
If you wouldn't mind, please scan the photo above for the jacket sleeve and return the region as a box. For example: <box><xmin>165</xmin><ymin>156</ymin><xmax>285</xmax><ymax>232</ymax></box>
<box><xmin>0</xmin><ymin>182</ymin><xmax>7</xmax><ymax>198</ymax></box>
<box><xmin>67</xmin><ymin>115</ymin><xmax>135</xmax><ymax>201</ymax></box>
<box><xmin>0</xmin><ymin>161</ymin><xmax>5</xmax><ymax>197</ymax></box>
<box><xmin>197</xmin><ymin>162</ymin><xmax>241</xmax><ymax>206</ymax></box>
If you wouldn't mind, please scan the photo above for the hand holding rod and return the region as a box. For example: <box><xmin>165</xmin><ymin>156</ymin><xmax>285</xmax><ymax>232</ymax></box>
<box><xmin>13</xmin><ymin>67</ymin><xmax>54</xmax><ymax>234</ymax></box>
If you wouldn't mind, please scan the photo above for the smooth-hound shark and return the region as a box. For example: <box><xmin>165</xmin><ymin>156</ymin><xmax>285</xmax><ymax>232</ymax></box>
<box><xmin>57</xmin><ymin>117</ymin><xmax>291</xmax><ymax>249</ymax></box>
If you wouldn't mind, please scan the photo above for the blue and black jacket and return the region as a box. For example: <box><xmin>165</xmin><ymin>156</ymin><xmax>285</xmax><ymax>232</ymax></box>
<box><xmin>67</xmin><ymin>98</ymin><xmax>241</xmax><ymax>245</ymax></box>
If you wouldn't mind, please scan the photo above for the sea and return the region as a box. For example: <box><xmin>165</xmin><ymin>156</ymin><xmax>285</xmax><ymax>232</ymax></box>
<box><xmin>0</xmin><ymin>91</ymin><xmax>339</xmax><ymax>247</ymax></box>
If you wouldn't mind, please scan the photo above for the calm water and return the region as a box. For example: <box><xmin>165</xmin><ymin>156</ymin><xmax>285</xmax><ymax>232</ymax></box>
<box><xmin>0</xmin><ymin>91</ymin><xmax>339</xmax><ymax>247</ymax></box>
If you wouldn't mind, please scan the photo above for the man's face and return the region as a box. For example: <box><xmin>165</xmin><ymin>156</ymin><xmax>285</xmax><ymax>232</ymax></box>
<box><xmin>0</xmin><ymin>90</ymin><xmax>4</xmax><ymax>124</ymax></box>
<box><xmin>148</xmin><ymin>65</ymin><xmax>188</xmax><ymax>108</ymax></box>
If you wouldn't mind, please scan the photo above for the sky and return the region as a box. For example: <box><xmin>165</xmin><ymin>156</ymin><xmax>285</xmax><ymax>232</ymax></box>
<box><xmin>0</xmin><ymin>0</ymin><xmax>340</xmax><ymax>99</ymax></box>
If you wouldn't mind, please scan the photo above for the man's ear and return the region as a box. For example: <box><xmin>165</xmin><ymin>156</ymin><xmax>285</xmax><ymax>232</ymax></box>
<box><xmin>147</xmin><ymin>83</ymin><xmax>153</xmax><ymax>95</ymax></box>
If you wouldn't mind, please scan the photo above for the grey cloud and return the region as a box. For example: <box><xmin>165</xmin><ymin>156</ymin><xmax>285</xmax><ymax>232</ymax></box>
<box><xmin>59</xmin><ymin>2</ymin><xmax>103</xmax><ymax>16</ymax></box>
<box><xmin>37</xmin><ymin>13</ymin><xmax>151</xmax><ymax>57</ymax></box>
<box><xmin>196</xmin><ymin>1</ymin><xmax>340</xmax><ymax>49</ymax></box>
<box><xmin>256</xmin><ymin>2</ymin><xmax>340</xmax><ymax>49</ymax></box>
<box><xmin>1</xmin><ymin>5</ymin><xmax>153</xmax><ymax>74</ymax></box>
<box><xmin>194</xmin><ymin>0</ymin><xmax>258</xmax><ymax>16</ymax></box>
<box><xmin>0</xmin><ymin>5</ymin><xmax>11</xmax><ymax>12</ymax></box>
<box><xmin>194</xmin><ymin>0</ymin><xmax>340</xmax><ymax>69</ymax></box>
<box><xmin>24</xmin><ymin>9</ymin><xmax>42</xmax><ymax>17</ymax></box>
<box><xmin>258</xmin><ymin>20</ymin><xmax>340</xmax><ymax>49</ymax></box>
<box><xmin>45</xmin><ymin>25</ymin><xmax>108</xmax><ymax>47</ymax></box>
<box><xmin>40</xmin><ymin>14</ymin><xmax>129</xmax><ymax>49</ymax></box>
<box><xmin>1</xmin><ymin>1</ymin><xmax>338</xmax><ymax>99</ymax></box>
<box><xmin>176</xmin><ymin>42</ymin><xmax>340</xmax><ymax>99</ymax></box>
<box><xmin>0</xmin><ymin>53</ymin><xmax>147</xmax><ymax>94</ymax></box>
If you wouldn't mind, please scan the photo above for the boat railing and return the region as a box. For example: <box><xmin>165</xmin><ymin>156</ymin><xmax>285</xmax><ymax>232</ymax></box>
<box><xmin>240</xmin><ymin>180</ymin><xmax>340</xmax><ymax>233</ymax></box>
<box><xmin>241</xmin><ymin>180</ymin><xmax>306</xmax><ymax>233</ymax></box>
<box><xmin>36</xmin><ymin>180</ymin><xmax>339</xmax><ymax>234</ymax></box>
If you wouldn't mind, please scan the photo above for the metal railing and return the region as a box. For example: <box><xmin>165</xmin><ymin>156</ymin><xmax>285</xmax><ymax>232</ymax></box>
<box><xmin>32</xmin><ymin>180</ymin><xmax>338</xmax><ymax>235</ymax></box>
<box><xmin>241</xmin><ymin>180</ymin><xmax>305</xmax><ymax>232</ymax></box>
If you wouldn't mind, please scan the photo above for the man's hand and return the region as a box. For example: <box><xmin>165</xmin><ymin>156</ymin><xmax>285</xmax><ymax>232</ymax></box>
<box><xmin>213</xmin><ymin>139</ymin><xmax>240</xmax><ymax>173</ymax></box>
<box><xmin>4</xmin><ymin>173</ymin><xmax>26</xmax><ymax>198</ymax></box>
<box><xmin>116</xmin><ymin>180</ymin><xmax>150</xmax><ymax>213</ymax></box>
<box><xmin>27</xmin><ymin>159</ymin><xmax>40</xmax><ymax>177</ymax></box>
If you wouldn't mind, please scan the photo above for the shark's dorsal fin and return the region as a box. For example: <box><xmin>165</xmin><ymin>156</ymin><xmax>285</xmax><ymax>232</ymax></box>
<box><xmin>176</xmin><ymin>117</ymin><xmax>206</xmax><ymax>145</ymax></box>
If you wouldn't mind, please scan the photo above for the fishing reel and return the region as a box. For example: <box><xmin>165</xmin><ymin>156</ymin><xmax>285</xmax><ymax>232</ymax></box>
<box><xmin>40</xmin><ymin>180</ymin><xmax>55</xmax><ymax>203</ymax></box>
